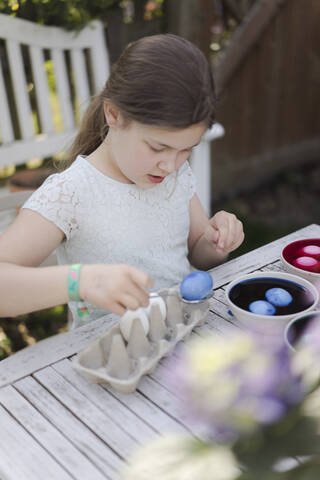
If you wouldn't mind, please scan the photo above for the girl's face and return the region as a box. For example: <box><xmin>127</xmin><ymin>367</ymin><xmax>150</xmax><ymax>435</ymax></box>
<box><xmin>104</xmin><ymin>106</ymin><xmax>207</xmax><ymax>188</ymax></box>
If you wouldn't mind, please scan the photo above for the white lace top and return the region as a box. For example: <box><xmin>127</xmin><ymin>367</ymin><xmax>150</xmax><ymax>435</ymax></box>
<box><xmin>23</xmin><ymin>156</ymin><xmax>196</xmax><ymax>328</ymax></box>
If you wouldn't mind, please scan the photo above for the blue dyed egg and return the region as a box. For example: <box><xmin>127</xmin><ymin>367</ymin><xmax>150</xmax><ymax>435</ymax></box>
<box><xmin>265</xmin><ymin>288</ymin><xmax>293</xmax><ymax>307</ymax></box>
<box><xmin>180</xmin><ymin>271</ymin><xmax>213</xmax><ymax>301</ymax></box>
<box><xmin>249</xmin><ymin>300</ymin><xmax>276</xmax><ymax>316</ymax></box>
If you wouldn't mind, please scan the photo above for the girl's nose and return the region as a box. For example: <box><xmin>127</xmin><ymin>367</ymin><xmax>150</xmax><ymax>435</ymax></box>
<box><xmin>157</xmin><ymin>152</ymin><xmax>178</xmax><ymax>173</ymax></box>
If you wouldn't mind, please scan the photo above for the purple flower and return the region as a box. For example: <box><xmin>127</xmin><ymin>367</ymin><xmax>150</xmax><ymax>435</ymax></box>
<box><xmin>169</xmin><ymin>332</ymin><xmax>305</xmax><ymax>443</ymax></box>
<box><xmin>292</xmin><ymin>313</ymin><xmax>320</xmax><ymax>390</ymax></box>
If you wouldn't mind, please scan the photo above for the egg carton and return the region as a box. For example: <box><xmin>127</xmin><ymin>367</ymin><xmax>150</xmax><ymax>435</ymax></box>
<box><xmin>72</xmin><ymin>288</ymin><xmax>210</xmax><ymax>393</ymax></box>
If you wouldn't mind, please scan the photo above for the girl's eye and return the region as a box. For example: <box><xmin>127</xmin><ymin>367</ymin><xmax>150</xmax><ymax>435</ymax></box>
<box><xmin>149</xmin><ymin>145</ymin><xmax>164</xmax><ymax>153</ymax></box>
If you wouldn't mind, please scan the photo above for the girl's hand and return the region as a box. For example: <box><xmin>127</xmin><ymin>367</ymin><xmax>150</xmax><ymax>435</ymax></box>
<box><xmin>79</xmin><ymin>264</ymin><xmax>153</xmax><ymax>316</ymax></box>
<box><xmin>203</xmin><ymin>211</ymin><xmax>244</xmax><ymax>254</ymax></box>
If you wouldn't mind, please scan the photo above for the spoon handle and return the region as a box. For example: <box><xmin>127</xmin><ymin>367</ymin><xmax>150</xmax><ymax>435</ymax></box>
<box><xmin>150</xmin><ymin>292</ymin><xmax>212</xmax><ymax>304</ymax></box>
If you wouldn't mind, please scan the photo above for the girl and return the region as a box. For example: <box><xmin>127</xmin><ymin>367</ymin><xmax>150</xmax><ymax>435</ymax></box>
<box><xmin>0</xmin><ymin>34</ymin><xmax>244</xmax><ymax>328</ymax></box>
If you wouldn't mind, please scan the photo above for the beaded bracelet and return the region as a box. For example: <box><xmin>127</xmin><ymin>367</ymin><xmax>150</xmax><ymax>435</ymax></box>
<box><xmin>68</xmin><ymin>264</ymin><xmax>89</xmax><ymax>319</ymax></box>
<box><xmin>68</xmin><ymin>264</ymin><xmax>83</xmax><ymax>301</ymax></box>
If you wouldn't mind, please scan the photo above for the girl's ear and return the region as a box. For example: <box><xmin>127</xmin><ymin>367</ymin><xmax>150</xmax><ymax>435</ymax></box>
<box><xmin>103</xmin><ymin>101</ymin><xmax>123</xmax><ymax>127</ymax></box>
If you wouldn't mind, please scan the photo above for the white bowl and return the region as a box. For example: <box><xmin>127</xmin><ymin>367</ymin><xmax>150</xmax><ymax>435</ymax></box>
<box><xmin>226</xmin><ymin>272</ymin><xmax>319</xmax><ymax>334</ymax></box>
<box><xmin>281</xmin><ymin>238</ymin><xmax>320</xmax><ymax>285</ymax></box>
<box><xmin>284</xmin><ymin>310</ymin><xmax>320</xmax><ymax>351</ymax></box>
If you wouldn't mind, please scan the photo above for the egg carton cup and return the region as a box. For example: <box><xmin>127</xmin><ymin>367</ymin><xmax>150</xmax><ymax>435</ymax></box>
<box><xmin>72</xmin><ymin>288</ymin><xmax>210</xmax><ymax>393</ymax></box>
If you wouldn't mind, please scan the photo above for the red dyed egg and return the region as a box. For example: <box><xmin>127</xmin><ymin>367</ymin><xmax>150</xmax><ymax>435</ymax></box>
<box><xmin>293</xmin><ymin>256</ymin><xmax>319</xmax><ymax>272</ymax></box>
<box><xmin>298</xmin><ymin>245</ymin><xmax>320</xmax><ymax>260</ymax></box>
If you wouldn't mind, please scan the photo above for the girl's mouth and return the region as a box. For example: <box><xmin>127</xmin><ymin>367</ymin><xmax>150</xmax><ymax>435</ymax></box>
<box><xmin>147</xmin><ymin>174</ymin><xmax>165</xmax><ymax>183</ymax></box>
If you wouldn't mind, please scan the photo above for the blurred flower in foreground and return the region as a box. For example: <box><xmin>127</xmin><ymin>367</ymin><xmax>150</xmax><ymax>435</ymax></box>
<box><xmin>122</xmin><ymin>324</ymin><xmax>320</xmax><ymax>479</ymax></box>
<box><xmin>171</xmin><ymin>332</ymin><xmax>305</xmax><ymax>442</ymax></box>
<box><xmin>121</xmin><ymin>434</ymin><xmax>240</xmax><ymax>480</ymax></box>
<box><xmin>292</xmin><ymin>313</ymin><xmax>320</xmax><ymax>391</ymax></box>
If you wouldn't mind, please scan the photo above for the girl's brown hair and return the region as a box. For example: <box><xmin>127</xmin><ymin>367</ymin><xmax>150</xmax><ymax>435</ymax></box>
<box><xmin>66</xmin><ymin>33</ymin><xmax>217</xmax><ymax>166</ymax></box>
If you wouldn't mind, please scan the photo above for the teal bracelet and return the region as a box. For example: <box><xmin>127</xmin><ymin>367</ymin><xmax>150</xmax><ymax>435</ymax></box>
<box><xmin>68</xmin><ymin>264</ymin><xmax>89</xmax><ymax>319</ymax></box>
<box><xmin>68</xmin><ymin>264</ymin><xmax>83</xmax><ymax>301</ymax></box>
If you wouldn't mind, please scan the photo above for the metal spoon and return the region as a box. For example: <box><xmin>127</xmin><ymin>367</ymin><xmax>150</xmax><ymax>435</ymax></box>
<box><xmin>149</xmin><ymin>270</ymin><xmax>214</xmax><ymax>304</ymax></box>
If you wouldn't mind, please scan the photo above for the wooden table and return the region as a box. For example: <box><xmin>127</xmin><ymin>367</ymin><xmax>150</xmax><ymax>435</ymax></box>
<box><xmin>0</xmin><ymin>224</ymin><xmax>319</xmax><ymax>480</ymax></box>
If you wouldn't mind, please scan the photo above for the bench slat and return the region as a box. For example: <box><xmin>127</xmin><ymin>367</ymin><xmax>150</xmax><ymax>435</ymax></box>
<box><xmin>30</xmin><ymin>45</ymin><xmax>54</xmax><ymax>133</ymax></box>
<box><xmin>6</xmin><ymin>39</ymin><xmax>34</xmax><ymax>140</ymax></box>
<box><xmin>0</xmin><ymin>59</ymin><xmax>14</xmax><ymax>143</ymax></box>
<box><xmin>51</xmin><ymin>48</ymin><xmax>75</xmax><ymax>130</ymax></box>
<box><xmin>0</xmin><ymin>130</ymin><xmax>76</xmax><ymax>168</ymax></box>
<box><xmin>0</xmin><ymin>16</ymin><xmax>106</xmax><ymax>50</ymax></box>
<box><xmin>71</xmin><ymin>49</ymin><xmax>91</xmax><ymax>116</ymax></box>
<box><xmin>89</xmin><ymin>21</ymin><xmax>110</xmax><ymax>92</ymax></box>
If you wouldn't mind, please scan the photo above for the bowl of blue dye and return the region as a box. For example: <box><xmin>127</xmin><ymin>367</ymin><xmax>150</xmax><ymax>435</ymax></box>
<box><xmin>226</xmin><ymin>272</ymin><xmax>319</xmax><ymax>334</ymax></box>
<box><xmin>284</xmin><ymin>310</ymin><xmax>320</xmax><ymax>351</ymax></box>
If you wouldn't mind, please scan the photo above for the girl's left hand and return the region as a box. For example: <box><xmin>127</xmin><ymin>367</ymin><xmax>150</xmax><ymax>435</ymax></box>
<box><xmin>204</xmin><ymin>210</ymin><xmax>244</xmax><ymax>254</ymax></box>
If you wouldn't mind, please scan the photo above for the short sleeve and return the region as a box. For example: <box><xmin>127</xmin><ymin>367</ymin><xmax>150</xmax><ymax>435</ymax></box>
<box><xmin>178</xmin><ymin>161</ymin><xmax>196</xmax><ymax>200</ymax></box>
<box><xmin>22</xmin><ymin>173</ymin><xmax>80</xmax><ymax>240</ymax></box>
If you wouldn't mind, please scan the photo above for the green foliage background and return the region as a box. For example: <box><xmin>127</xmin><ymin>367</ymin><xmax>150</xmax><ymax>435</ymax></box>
<box><xmin>0</xmin><ymin>0</ymin><xmax>160</xmax><ymax>29</ymax></box>
<box><xmin>0</xmin><ymin>0</ymin><xmax>120</xmax><ymax>29</ymax></box>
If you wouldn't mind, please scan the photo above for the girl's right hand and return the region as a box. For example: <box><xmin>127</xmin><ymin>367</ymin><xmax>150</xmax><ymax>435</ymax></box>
<box><xmin>78</xmin><ymin>264</ymin><xmax>153</xmax><ymax>316</ymax></box>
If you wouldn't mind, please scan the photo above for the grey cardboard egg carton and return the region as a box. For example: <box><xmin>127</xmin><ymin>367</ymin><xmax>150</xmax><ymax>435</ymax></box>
<box><xmin>72</xmin><ymin>288</ymin><xmax>210</xmax><ymax>393</ymax></box>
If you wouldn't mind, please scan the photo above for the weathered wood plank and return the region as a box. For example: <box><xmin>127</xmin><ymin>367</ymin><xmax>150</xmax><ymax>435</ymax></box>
<box><xmin>149</xmin><ymin>318</ymin><xmax>239</xmax><ymax>397</ymax></box>
<box><xmin>65</xmin><ymin>333</ymin><xmax>200</xmax><ymax>437</ymax></box>
<box><xmin>0</xmin><ymin>130</ymin><xmax>77</xmax><ymax>168</ymax></box>
<box><xmin>136</xmin><ymin>374</ymin><xmax>203</xmax><ymax>437</ymax></box>
<box><xmin>0</xmin><ymin>15</ymin><xmax>107</xmax><ymax>50</ymax></box>
<box><xmin>0</xmin><ymin>403</ymin><xmax>73</xmax><ymax>480</ymax></box>
<box><xmin>62</xmin><ymin>357</ymin><xmax>189</xmax><ymax>435</ymax></box>
<box><xmin>53</xmin><ymin>359</ymin><xmax>165</xmax><ymax>440</ymax></box>
<box><xmin>0</xmin><ymin>385</ymin><xmax>107</xmax><ymax>480</ymax></box>
<box><xmin>6</xmin><ymin>39</ymin><xmax>34</xmax><ymax>139</ymax></box>
<box><xmin>30</xmin><ymin>45</ymin><xmax>54</xmax><ymax>133</ymax></box>
<box><xmin>212</xmin><ymin>287</ymin><xmax>229</xmax><ymax>305</ymax></box>
<box><xmin>87</xmin><ymin>21</ymin><xmax>110</xmax><ymax>92</ymax></box>
<box><xmin>195</xmin><ymin>322</ymin><xmax>224</xmax><ymax>338</ymax></box>
<box><xmin>71</xmin><ymin>49</ymin><xmax>91</xmax><ymax>115</ymax></box>
<box><xmin>0</xmin><ymin>315</ymin><xmax>118</xmax><ymax>387</ymax></box>
<box><xmin>51</xmin><ymin>48</ymin><xmax>75</xmax><ymax>130</ymax></box>
<box><xmin>214</xmin><ymin>0</ymin><xmax>288</xmax><ymax>94</ymax></box>
<box><xmin>260</xmin><ymin>259</ymin><xmax>286</xmax><ymax>272</ymax></box>
<box><xmin>34</xmin><ymin>366</ymin><xmax>152</xmax><ymax>458</ymax></box>
<box><xmin>14</xmin><ymin>375</ymin><xmax>123</xmax><ymax>478</ymax></box>
<box><xmin>0</xmin><ymin>58</ymin><xmax>14</xmax><ymax>143</ymax></box>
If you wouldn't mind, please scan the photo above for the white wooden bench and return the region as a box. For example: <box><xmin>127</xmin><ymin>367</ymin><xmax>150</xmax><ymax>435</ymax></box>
<box><xmin>0</xmin><ymin>13</ymin><xmax>223</xmax><ymax>224</ymax></box>
<box><xmin>0</xmin><ymin>14</ymin><xmax>109</xmax><ymax>168</ymax></box>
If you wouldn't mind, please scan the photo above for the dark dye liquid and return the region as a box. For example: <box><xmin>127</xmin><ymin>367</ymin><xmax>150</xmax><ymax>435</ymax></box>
<box><xmin>229</xmin><ymin>277</ymin><xmax>314</xmax><ymax>316</ymax></box>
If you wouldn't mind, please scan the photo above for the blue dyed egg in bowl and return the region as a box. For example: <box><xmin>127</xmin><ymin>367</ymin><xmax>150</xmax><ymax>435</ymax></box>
<box><xmin>225</xmin><ymin>272</ymin><xmax>319</xmax><ymax>334</ymax></box>
<box><xmin>284</xmin><ymin>310</ymin><xmax>320</xmax><ymax>351</ymax></box>
<box><xmin>281</xmin><ymin>238</ymin><xmax>320</xmax><ymax>285</ymax></box>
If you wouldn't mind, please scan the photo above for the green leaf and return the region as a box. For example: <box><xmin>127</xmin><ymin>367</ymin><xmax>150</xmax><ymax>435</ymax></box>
<box><xmin>233</xmin><ymin>410</ymin><xmax>320</xmax><ymax>473</ymax></box>
<box><xmin>236</xmin><ymin>456</ymin><xmax>320</xmax><ymax>480</ymax></box>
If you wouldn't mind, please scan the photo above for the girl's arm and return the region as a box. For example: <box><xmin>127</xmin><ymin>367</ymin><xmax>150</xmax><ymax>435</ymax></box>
<box><xmin>0</xmin><ymin>209</ymin><xmax>152</xmax><ymax>317</ymax></box>
<box><xmin>187</xmin><ymin>194</ymin><xmax>244</xmax><ymax>270</ymax></box>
